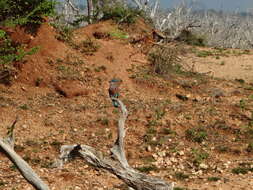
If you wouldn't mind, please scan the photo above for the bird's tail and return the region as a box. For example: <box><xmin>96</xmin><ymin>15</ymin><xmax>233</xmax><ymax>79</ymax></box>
<box><xmin>112</xmin><ymin>99</ymin><xmax>119</xmax><ymax>107</ymax></box>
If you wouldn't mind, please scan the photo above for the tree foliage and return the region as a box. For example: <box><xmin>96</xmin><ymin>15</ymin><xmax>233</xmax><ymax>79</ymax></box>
<box><xmin>0</xmin><ymin>0</ymin><xmax>56</xmax><ymax>26</ymax></box>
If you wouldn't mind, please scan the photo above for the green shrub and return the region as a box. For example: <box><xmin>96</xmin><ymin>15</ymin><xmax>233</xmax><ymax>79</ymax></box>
<box><xmin>0</xmin><ymin>30</ymin><xmax>38</xmax><ymax>65</ymax></box>
<box><xmin>78</xmin><ymin>38</ymin><xmax>100</xmax><ymax>55</ymax></box>
<box><xmin>207</xmin><ymin>177</ymin><xmax>221</xmax><ymax>181</ymax></box>
<box><xmin>54</xmin><ymin>25</ymin><xmax>73</xmax><ymax>44</ymax></box>
<box><xmin>101</xmin><ymin>3</ymin><xmax>142</xmax><ymax>24</ymax></box>
<box><xmin>232</xmin><ymin>167</ymin><xmax>249</xmax><ymax>174</ymax></box>
<box><xmin>186</xmin><ymin>127</ymin><xmax>208</xmax><ymax>143</ymax></box>
<box><xmin>191</xmin><ymin>148</ymin><xmax>209</xmax><ymax>166</ymax></box>
<box><xmin>0</xmin><ymin>0</ymin><xmax>56</xmax><ymax>26</ymax></box>
<box><xmin>174</xmin><ymin>172</ymin><xmax>189</xmax><ymax>180</ymax></box>
<box><xmin>0</xmin><ymin>30</ymin><xmax>38</xmax><ymax>84</ymax></box>
<box><xmin>136</xmin><ymin>165</ymin><xmax>157</xmax><ymax>173</ymax></box>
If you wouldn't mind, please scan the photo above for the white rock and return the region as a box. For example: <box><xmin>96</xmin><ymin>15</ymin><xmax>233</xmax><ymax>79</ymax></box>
<box><xmin>199</xmin><ymin>163</ymin><xmax>208</xmax><ymax>169</ymax></box>
<box><xmin>170</xmin><ymin>157</ymin><xmax>177</xmax><ymax>163</ymax></box>
<box><xmin>147</xmin><ymin>145</ymin><xmax>152</xmax><ymax>152</ymax></box>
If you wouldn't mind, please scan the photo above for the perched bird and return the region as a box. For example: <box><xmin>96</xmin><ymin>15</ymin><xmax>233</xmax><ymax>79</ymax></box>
<box><xmin>109</xmin><ymin>78</ymin><xmax>122</xmax><ymax>107</ymax></box>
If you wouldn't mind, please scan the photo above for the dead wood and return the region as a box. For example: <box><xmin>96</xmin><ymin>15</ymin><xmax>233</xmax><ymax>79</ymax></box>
<box><xmin>56</xmin><ymin>98</ymin><xmax>174</xmax><ymax>190</ymax></box>
<box><xmin>0</xmin><ymin>118</ymin><xmax>50</xmax><ymax>190</ymax></box>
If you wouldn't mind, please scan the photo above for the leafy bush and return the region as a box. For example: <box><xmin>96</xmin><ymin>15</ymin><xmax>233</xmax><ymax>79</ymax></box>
<box><xmin>174</xmin><ymin>172</ymin><xmax>189</xmax><ymax>180</ymax></box>
<box><xmin>232</xmin><ymin>167</ymin><xmax>253</xmax><ymax>174</ymax></box>
<box><xmin>191</xmin><ymin>148</ymin><xmax>209</xmax><ymax>166</ymax></box>
<box><xmin>0</xmin><ymin>0</ymin><xmax>56</xmax><ymax>26</ymax></box>
<box><xmin>101</xmin><ymin>3</ymin><xmax>142</xmax><ymax>24</ymax></box>
<box><xmin>0</xmin><ymin>30</ymin><xmax>38</xmax><ymax>65</ymax></box>
<box><xmin>54</xmin><ymin>24</ymin><xmax>73</xmax><ymax>43</ymax></box>
<box><xmin>0</xmin><ymin>29</ymin><xmax>38</xmax><ymax>84</ymax></box>
<box><xmin>186</xmin><ymin>127</ymin><xmax>207</xmax><ymax>143</ymax></box>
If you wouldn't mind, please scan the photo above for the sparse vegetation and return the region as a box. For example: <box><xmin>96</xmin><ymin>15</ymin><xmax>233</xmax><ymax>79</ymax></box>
<box><xmin>109</xmin><ymin>29</ymin><xmax>129</xmax><ymax>39</ymax></box>
<box><xmin>191</xmin><ymin>148</ymin><xmax>209</xmax><ymax>166</ymax></box>
<box><xmin>185</xmin><ymin>127</ymin><xmax>208</xmax><ymax>143</ymax></box>
<box><xmin>78</xmin><ymin>38</ymin><xmax>100</xmax><ymax>55</ymax></box>
<box><xmin>54</xmin><ymin>25</ymin><xmax>74</xmax><ymax>44</ymax></box>
<box><xmin>207</xmin><ymin>176</ymin><xmax>221</xmax><ymax>181</ymax></box>
<box><xmin>0</xmin><ymin>28</ymin><xmax>38</xmax><ymax>85</ymax></box>
<box><xmin>19</xmin><ymin>104</ymin><xmax>29</xmax><ymax>110</ymax></box>
<box><xmin>148</xmin><ymin>46</ymin><xmax>181</xmax><ymax>75</ymax></box>
<box><xmin>0</xmin><ymin>30</ymin><xmax>38</xmax><ymax>65</ymax></box>
<box><xmin>173</xmin><ymin>187</ymin><xmax>187</xmax><ymax>190</ymax></box>
<box><xmin>136</xmin><ymin>165</ymin><xmax>158</xmax><ymax>173</ymax></box>
<box><xmin>232</xmin><ymin>166</ymin><xmax>253</xmax><ymax>175</ymax></box>
<box><xmin>174</xmin><ymin>172</ymin><xmax>189</xmax><ymax>180</ymax></box>
<box><xmin>246</xmin><ymin>142</ymin><xmax>253</xmax><ymax>152</ymax></box>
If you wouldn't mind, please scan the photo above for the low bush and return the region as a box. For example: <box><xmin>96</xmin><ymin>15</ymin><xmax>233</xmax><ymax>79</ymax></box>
<box><xmin>0</xmin><ymin>29</ymin><xmax>38</xmax><ymax>84</ymax></box>
<box><xmin>0</xmin><ymin>0</ymin><xmax>56</xmax><ymax>26</ymax></box>
<box><xmin>186</xmin><ymin>127</ymin><xmax>208</xmax><ymax>143</ymax></box>
<box><xmin>101</xmin><ymin>3</ymin><xmax>143</xmax><ymax>24</ymax></box>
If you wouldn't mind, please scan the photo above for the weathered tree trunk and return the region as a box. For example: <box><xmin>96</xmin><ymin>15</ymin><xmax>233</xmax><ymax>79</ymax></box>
<box><xmin>87</xmin><ymin>0</ymin><xmax>94</xmax><ymax>24</ymax></box>
<box><xmin>0</xmin><ymin>118</ymin><xmax>50</xmax><ymax>190</ymax></box>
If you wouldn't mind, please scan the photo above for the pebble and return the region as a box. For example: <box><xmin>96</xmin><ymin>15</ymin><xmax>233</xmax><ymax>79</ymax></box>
<box><xmin>146</xmin><ymin>145</ymin><xmax>152</xmax><ymax>152</ymax></box>
<box><xmin>157</xmin><ymin>151</ymin><xmax>166</xmax><ymax>157</ymax></box>
<box><xmin>200</xmin><ymin>163</ymin><xmax>209</xmax><ymax>169</ymax></box>
<box><xmin>170</xmin><ymin>157</ymin><xmax>178</xmax><ymax>163</ymax></box>
<box><xmin>165</xmin><ymin>158</ymin><xmax>172</xmax><ymax>166</ymax></box>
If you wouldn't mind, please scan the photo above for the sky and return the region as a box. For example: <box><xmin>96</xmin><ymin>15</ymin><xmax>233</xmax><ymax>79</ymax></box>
<box><xmin>59</xmin><ymin>0</ymin><xmax>253</xmax><ymax>13</ymax></box>
<box><xmin>159</xmin><ymin>0</ymin><xmax>253</xmax><ymax>12</ymax></box>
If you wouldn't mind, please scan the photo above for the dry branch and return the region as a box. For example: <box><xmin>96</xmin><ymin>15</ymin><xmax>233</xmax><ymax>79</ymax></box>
<box><xmin>56</xmin><ymin>99</ymin><xmax>174</xmax><ymax>190</ymax></box>
<box><xmin>0</xmin><ymin>119</ymin><xmax>50</xmax><ymax>190</ymax></box>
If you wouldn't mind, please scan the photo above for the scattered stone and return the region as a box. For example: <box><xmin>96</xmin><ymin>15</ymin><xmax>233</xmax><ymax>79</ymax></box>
<box><xmin>146</xmin><ymin>145</ymin><xmax>152</xmax><ymax>152</ymax></box>
<box><xmin>199</xmin><ymin>163</ymin><xmax>209</xmax><ymax>170</ymax></box>
<box><xmin>157</xmin><ymin>151</ymin><xmax>166</xmax><ymax>157</ymax></box>
<box><xmin>170</xmin><ymin>157</ymin><xmax>178</xmax><ymax>163</ymax></box>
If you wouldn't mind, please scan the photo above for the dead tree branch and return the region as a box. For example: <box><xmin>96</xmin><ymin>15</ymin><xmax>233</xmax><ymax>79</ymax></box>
<box><xmin>0</xmin><ymin>118</ymin><xmax>50</xmax><ymax>190</ymax></box>
<box><xmin>56</xmin><ymin>99</ymin><xmax>174</xmax><ymax>190</ymax></box>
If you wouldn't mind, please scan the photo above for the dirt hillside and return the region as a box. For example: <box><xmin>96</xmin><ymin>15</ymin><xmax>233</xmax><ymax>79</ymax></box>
<box><xmin>0</xmin><ymin>20</ymin><xmax>253</xmax><ymax>190</ymax></box>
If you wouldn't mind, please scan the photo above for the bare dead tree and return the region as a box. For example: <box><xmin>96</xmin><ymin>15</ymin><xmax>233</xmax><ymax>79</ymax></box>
<box><xmin>0</xmin><ymin>117</ymin><xmax>50</xmax><ymax>190</ymax></box>
<box><xmin>87</xmin><ymin>0</ymin><xmax>94</xmax><ymax>24</ymax></box>
<box><xmin>55</xmin><ymin>98</ymin><xmax>174</xmax><ymax>190</ymax></box>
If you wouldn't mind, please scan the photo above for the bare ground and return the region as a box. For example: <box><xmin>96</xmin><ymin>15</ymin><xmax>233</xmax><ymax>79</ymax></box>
<box><xmin>0</xmin><ymin>20</ymin><xmax>253</xmax><ymax>190</ymax></box>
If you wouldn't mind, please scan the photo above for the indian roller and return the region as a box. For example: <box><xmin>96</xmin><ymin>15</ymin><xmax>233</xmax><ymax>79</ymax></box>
<box><xmin>109</xmin><ymin>78</ymin><xmax>122</xmax><ymax>107</ymax></box>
